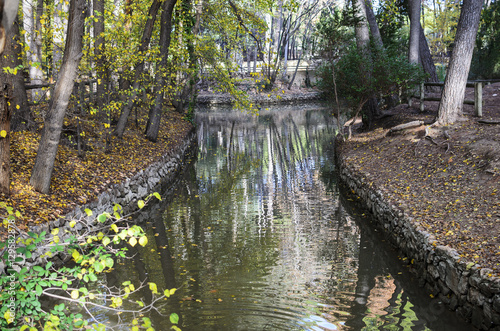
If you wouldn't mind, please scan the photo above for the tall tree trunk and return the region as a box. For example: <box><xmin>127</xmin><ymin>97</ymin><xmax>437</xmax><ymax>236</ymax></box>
<box><xmin>0</xmin><ymin>25</ymin><xmax>14</xmax><ymax>195</ymax></box>
<box><xmin>170</xmin><ymin>0</ymin><xmax>200</xmax><ymax>115</ymax></box>
<box><xmin>31</xmin><ymin>0</ymin><xmax>44</xmax><ymax>98</ymax></box>
<box><xmin>52</xmin><ymin>0</ymin><xmax>69</xmax><ymax>80</ymax></box>
<box><xmin>0</xmin><ymin>0</ymin><xmax>21</xmax><ymax>54</ymax></box>
<box><xmin>9</xmin><ymin>18</ymin><xmax>33</xmax><ymax>132</ymax></box>
<box><xmin>364</xmin><ymin>0</ymin><xmax>383</xmax><ymax>49</ymax></box>
<box><xmin>30</xmin><ymin>0</ymin><xmax>86</xmax><ymax>194</ymax></box>
<box><xmin>408</xmin><ymin>0</ymin><xmax>421</xmax><ymax>64</ymax></box>
<box><xmin>144</xmin><ymin>0</ymin><xmax>177</xmax><ymax>142</ymax></box>
<box><xmin>418</xmin><ymin>24</ymin><xmax>439</xmax><ymax>83</ymax></box>
<box><xmin>93</xmin><ymin>0</ymin><xmax>106</xmax><ymax>119</ymax></box>
<box><xmin>0</xmin><ymin>84</ymin><xmax>11</xmax><ymax>196</ymax></box>
<box><xmin>354</xmin><ymin>0</ymin><xmax>378</xmax><ymax>127</ymax></box>
<box><xmin>435</xmin><ymin>0</ymin><xmax>483</xmax><ymax>125</ymax></box>
<box><xmin>44</xmin><ymin>0</ymin><xmax>54</xmax><ymax>81</ymax></box>
<box><xmin>113</xmin><ymin>0</ymin><xmax>161</xmax><ymax>138</ymax></box>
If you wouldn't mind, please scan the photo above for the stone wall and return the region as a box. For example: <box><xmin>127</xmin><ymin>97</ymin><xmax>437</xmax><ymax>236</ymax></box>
<box><xmin>337</xmin><ymin>152</ymin><xmax>500</xmax><ymax>330</ymax></box>
<box><xmin>1</xmin><ymin>128</ymin><xmax>197</xmax><ymax>275</ymax></box>
<box><xmin>196</xmin><ymin>91</ymin><xmax>321</xmax><ymax>105</ymax></box>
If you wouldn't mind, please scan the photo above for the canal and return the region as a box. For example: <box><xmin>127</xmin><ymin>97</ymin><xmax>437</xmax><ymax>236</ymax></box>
<box><xmin>104</xmin><ymin>103</ymin><xmax>471</xmax><ymax>330</ymax></box>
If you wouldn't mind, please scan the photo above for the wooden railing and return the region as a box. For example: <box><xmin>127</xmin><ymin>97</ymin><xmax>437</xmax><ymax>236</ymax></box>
<box><xmin>24</xmin><ymin>80</ymin><xmax>96</xmax><ymax>108</ymax></box>
<box><xmin>409</xmin><ymin>81</ymin><xmax>484</xmax><ymax>116</ymax></box>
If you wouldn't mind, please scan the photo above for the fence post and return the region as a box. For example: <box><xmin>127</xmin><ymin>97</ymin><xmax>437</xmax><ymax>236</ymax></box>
<box><xmin>474</xmin><ymin>82</ymin><xmax>482</xmax><ymax>117</ymax></box>
<box><xmin>79</xmin><ymin>81</ymin><xmax>85</xmax><ymax>112</ymax></box>
<box><xmin>420</xmin><ymin>82</ymin><xmax>425</xmax><ymax>112</ymax></box>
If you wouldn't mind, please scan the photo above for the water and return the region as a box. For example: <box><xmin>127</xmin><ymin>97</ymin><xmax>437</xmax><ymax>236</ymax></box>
<box><xmin>104</xmin><ymin>103</ymin><xmax>472</xmax><ymax>330</ymax></box>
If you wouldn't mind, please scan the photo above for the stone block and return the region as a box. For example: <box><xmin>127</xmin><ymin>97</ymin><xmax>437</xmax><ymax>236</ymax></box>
<box><xmin>493</xmin><ymin>294</ymin><xmax>500</xmax><ymax>312</ymax></box>
<box><xmin>445</xmin><ymin>259</ymin><xmax>460</xmax><ymax>296</ymax></box>
<box><xmin>469</xmin><ymin>286</ymin><xmax>487</xmax><ymax>306</ymax></box>
<box><xmin>459</xmin><ymin>275</ymin><xmax>470</xmax><ymax>295</ymax></box>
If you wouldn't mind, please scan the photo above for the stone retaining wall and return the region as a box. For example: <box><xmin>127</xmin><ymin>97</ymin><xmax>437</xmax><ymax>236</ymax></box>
<box><xmin>1</xmin><ymin>128</ymin><xmax>197</xmax><ymax>275</ymax></box>
<box><xmin>337</xmin><ymin>149</ymin><xmax>500</xmax><ymax>330</ymax></box>
<box><xmin>196</xmin><ymin>91</ymin><xmax>321</xmax><ymax>105</ymax></box>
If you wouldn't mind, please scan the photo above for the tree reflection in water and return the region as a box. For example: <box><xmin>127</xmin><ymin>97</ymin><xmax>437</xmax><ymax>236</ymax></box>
<box><xmin>104</xmin><ymin>103</ymin><xmax>472</xmax><ymax>331</ymax></box>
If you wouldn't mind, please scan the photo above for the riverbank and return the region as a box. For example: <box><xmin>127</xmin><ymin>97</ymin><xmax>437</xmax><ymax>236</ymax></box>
<box><xmin>336</xmin><ymin>82</ymin><xmax>500</xmax><ymax>329</ymax></box>
<box><xmin>0</xmin><ymin>86</ymin><xmax>321</xmax><ymax>236</ymax></box>
<box><xmin>0</xmin><ymin>111</ymin><xmax>193</xmax><ymax>237</ymax></box>
<box><xmin>197</xmin><ymin>86</ymin><xmax>321</xmax><ymax>105</ymax></box>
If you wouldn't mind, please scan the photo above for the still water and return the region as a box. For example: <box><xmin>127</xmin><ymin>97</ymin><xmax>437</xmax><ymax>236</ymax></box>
<box><xmin>107</xmin><ymin>104</ymin><xmax>471</xmax><ymax>330</ymax></box>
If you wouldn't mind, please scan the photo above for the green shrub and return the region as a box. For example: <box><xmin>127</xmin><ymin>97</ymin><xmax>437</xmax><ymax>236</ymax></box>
<box><xmin>0</xmin><ymin>195</ymin><xmax>180</xmax><ymax>331</ymax></box>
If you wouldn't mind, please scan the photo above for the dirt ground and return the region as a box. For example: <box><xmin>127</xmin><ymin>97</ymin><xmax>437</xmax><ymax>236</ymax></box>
<box><xmin>0</xmin><ymin>111</ymin><xmax>193</xmax><ymax>239</ymax></box>
<box><xmin>339</xmin><ymin>82</ymin><xmax>500</xmax><ymax>275</ymax></box>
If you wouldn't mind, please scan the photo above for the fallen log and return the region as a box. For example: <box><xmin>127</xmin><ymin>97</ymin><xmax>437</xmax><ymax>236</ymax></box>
<box><xmin>389</xmin><ymin>120</ymin><xmax>424</xmax><ymax>133</ymax></box>
<box><xmin>478</xmin><ymin>119</ymin><xmax>500</xmax><ymax>125</ymax></box>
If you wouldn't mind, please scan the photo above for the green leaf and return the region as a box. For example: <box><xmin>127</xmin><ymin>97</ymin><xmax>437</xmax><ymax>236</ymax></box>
<box><xmin>153</xmin><ymin>192</ymin><xmax>162</xmax><ymax>201</ymax></box>
<box><xmin>33</xmin><ymin>265</ymin><xmax>44</xmax><ymax>273</ymax></box>
<box><xmin>104</xmin><ymin>257</ymin><xmax>114</xmax><ymax>268</ymax></box>
<box><xmin>35</xmin><ymin>284</ymin><xmax>42</xmax><ymax>296</ymax></box>
<box><xmin>170</xmin><ymin>313</ymin><xmax>179</xmax><ymax>324</ymax></box>
<box><xmin>98</xmin><ymin>214</ymin><xmax>107</xmax><ymax>223</ymax></box>
<box><xmin>84</xmin><ymin>209</ymin><xmax>93</xmax><ymax>216</ymax></box>
<box><xmin>93</xmin><ymin>261</ymin><xmax>104</xmax><ymax>273</ymax></box>
<box><xmin>142</xmin><ymin>317</ymin><xmax>152</xmax><ymax>327</ymax></box>
<box><xmin>137</xmin><ymin>200</ymin><xmax>145</xmax><ymax>209</ymax></box>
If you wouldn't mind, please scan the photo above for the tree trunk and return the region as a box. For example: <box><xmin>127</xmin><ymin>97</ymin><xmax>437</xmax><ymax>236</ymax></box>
<box><xmin>408</xmin><ymin>0</ymin><xmax>421</xmax><ymax>64</ymax></box>
<box><xmin>0</xmin><ymin>0</ymin><xmax>20</xmax><ymax>54</ymax></box>
<box><xmin>9</xmin><ymin>19</ymin><xmax>33</xmax><ymax>132</ymax></box>
<box><xmin>30</xmin><ymin>0</ymin><xmax>86</xmax><ymax>194</ymax></box>
<box><xmin>0</xmin><ymin>83</ymin><xmax>11</xmax><ymax>196</ymax></box>
<box><xmin>418</xmin><ymin>24</ymin><xmax>439</xmax><ymax>83</ymax></box>
<box><xmin>435</xmin><ymin>0</ymin><xmax>483</xmax><ymax>125</ymax></box>
<box><xmin>23</xmin><ymin>0</ymin><xmax>42</xmax><ymax>100</ymax></box>
<box><xmin>364</xmin><ymin>0</ymin><xmax>383</xmax><ymax>49</ymax></box>
<box><xmin>145</xmin><ymin>0</ymin><xmax>177</xmax><ymax>142</ymax></box>
<box><xmin>52</xmin><ymin>0</ymin><xmax>69</xmax><ymax>80</ymax></box>
<box><xmin>354</xmin><ymin>0</ymin><xmax>378</xmax><ymax>127</ymax></box>
<box><xmin>113</xmin><ymin>0</ymin><xmax>161</xmax><ymax>138</ymax></box>
<box><xmin>93</xmin><ymin>0</ymin><xmax>106</xmax><ymax>119</ymax></box>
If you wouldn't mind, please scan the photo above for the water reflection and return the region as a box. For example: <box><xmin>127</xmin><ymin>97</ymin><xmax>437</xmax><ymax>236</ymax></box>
<box><xmin>107</xmin><ymin>103</ymin><xmax>471</xmax><ymax>330</ymax></box>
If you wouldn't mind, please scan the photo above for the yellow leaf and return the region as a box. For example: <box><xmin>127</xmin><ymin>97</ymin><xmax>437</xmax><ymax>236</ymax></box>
<box><xmin>129</xmin><ymin>237</ymin><xmax>137</xmax><ymax>247</ymax></box>
<box><xmin>4</xmin><ymin>310</ymin><xmax>14</xmax><ymax>322</ymax></box>
<box><xmin>148</xmin><ymin>282</ymin><xmax>158</xmax><ymax>294</ymax></box>
<box><xmin>111</xmin><ymin>223</ymin><xmax>118</xmax><ymax>233</ymax></box>
<box><xmin>0</xmin><ymin>130</ymin><xmax>7</xmax><ymax>138</ymax></box>
<box><xmin>69</xmin><ymin>221</ymin><xmax>76</xmax><ymax>228</ymax></box>
<box><xmin>72</xmin><ymin>250</ymin><xmax>81</xmax><ymax>262</ymax></box>
<box><xmin>139</xmin><ymin>236</ymin><xmax>148</xmax><ymax>247</ymax></box>
<box><xmin>71</xmin><ymin>290</ymin><xmax>79</xmax><ymax>299</ymax></box>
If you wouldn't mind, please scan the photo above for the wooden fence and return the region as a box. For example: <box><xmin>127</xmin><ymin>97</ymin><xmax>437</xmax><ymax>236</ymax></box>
<box><xmin>409</xmin><ymin>81</ymin><xmax>483</xmax><ymax>116</ymax></box>
<box><xmin>409</xmin><ymin>79</ymin><xmax>500</xmax><ymax>117</ymax></box>
<box><xmin>24</xmin><ymin>80</ymin><xmax>96</xmax><ymax>109</ymax></box>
